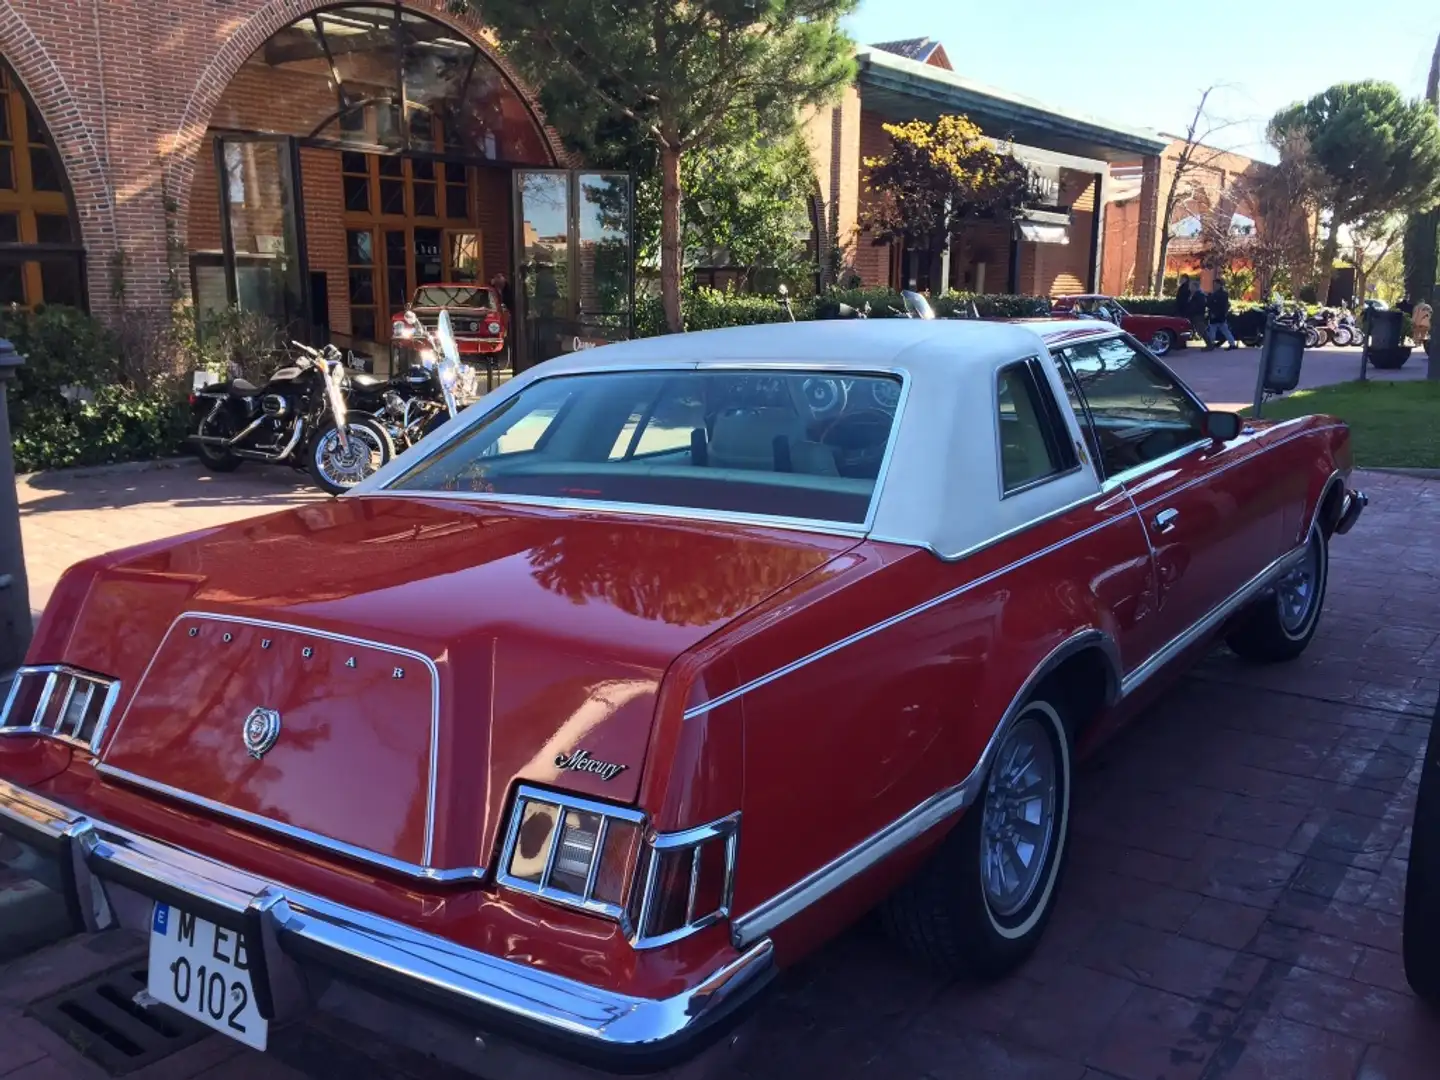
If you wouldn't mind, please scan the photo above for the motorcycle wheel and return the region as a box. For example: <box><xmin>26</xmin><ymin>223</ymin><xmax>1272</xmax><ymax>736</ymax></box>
<box><xmin>1333</xmin><ymin>326</ymin><xmax>1353</xmax><ymax>347</ymax></box>
<box><xmin>1315</xmin><ymin>328</ymin><xmax>1332</xmax><ymax>347</ymax></box>
<box><xmin>307</xmin><ymin>416</ymin><xmax>394</xmax><ymax>496</ymax></box>
<box><xmin>194</xmin><ymin>412</ymin><xmax>243</xmax><ymax>473</ymax></box>
<box><xmin>1304</xmin><ymin>327</ymin><xmax>1320</xmax><ymax>348</ymax></box>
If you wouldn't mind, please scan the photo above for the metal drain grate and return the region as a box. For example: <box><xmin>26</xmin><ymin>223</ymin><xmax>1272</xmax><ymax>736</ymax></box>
<box><xmin>28</xmin><ymin>963</ymin><xmax>211</xmax><ymax>1075</ymax></box>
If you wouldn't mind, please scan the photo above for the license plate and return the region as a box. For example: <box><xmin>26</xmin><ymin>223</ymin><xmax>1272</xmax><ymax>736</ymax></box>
<box><xmin>146</xmin><ymin>903</ymin><xmax>268</xmax><ymax>1050</ymax></box>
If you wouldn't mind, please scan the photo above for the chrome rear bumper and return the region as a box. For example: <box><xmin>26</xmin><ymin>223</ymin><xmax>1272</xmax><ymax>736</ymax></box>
<box><xmin>1335</xmin><ymin>488</ymin><xmax>1368</xmax><ymax>536</ymax></box>
<box><xmin>0</xmin><ymin>778</ymin><xmax>773</xmax><ymax>1077</ymax></box>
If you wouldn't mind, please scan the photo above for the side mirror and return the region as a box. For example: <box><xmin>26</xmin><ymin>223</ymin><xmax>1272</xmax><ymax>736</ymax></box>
<box><xmin>1205</xmin><ymin>410</ymin><xmax>1242</xmax><ymax>442</ymax></box>
<box><xmin>436</xmin><ymin>309</ymin><xmax>461</xmax><ymax>366</ymax></box>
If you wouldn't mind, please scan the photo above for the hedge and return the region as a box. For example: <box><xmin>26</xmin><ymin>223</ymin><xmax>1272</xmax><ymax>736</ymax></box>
<box><xmin>0</xmin><ymin>305</ymin><xmax>189</xmax><ymax>473</ymax></box>
<box><xmin>636</xmin><ymin>287</ymin><xmax>1051</xmax><ymax>336</ymax></box>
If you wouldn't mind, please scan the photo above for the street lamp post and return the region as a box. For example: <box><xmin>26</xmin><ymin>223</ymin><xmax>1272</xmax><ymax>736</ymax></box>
<box><xmin>0</xmin><ymin>339</ymin><xmax>31</xmax><ymax>674</ymax></box>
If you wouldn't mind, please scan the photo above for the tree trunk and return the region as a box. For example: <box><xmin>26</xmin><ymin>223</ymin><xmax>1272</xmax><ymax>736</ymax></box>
<box><xmin>660</xmin><ymin>142</ymin><xmax>683</xmax><ymax>334</ymax></box>
<box><xmin>1316</xmin><ymin>218</ymin><xmax>1341</xmax><ymax>305</ymax></box>
<box><xmin>1405</xmin><ymin>32</ymin><xmax>1440</xmax><ymax>306</ymax></box>
<box><xmin>1153</xmin><ymin>232</ymin><xmax>1172</xmax><ymax>297</ymax></box>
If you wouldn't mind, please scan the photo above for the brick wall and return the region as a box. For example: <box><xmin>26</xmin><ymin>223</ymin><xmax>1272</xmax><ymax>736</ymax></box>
<box><xmin>0</xmin><ymin>0</ymin><xmax>560</xmax><ymax>323</ymax></box>
<box><xmin>855</xmin><ymin>109</ymin><xmax>893</xmax><ymax>288</ymax></box>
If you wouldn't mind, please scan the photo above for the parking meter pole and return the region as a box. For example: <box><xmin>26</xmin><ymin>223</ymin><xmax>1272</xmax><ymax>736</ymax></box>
<box><xmin>1253</xmin><ymin>327</ymin><xmax>1269</xmax><ymax>417</ymax></box>
<box><xmin>0</xmin><ymin>340</ymin><xmax>30</xmax><ymax>674</ymax></box>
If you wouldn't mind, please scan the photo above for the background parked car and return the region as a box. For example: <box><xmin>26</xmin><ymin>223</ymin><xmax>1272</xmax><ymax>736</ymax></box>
<box><xmin>1050</xmin><ymin>294</ymin><xmax>1194</xmax><ymax>355</ymax></box>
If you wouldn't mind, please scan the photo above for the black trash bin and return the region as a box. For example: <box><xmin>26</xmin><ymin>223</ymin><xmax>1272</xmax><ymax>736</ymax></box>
<box><xmin>1365</xmin><ymin>308</ymin><xmax>1412</xmax><ymax>370</ymax></box>
<box><xmin>1261</xmin><ymin>323</ymin><xmax>1307</xmax><ymax>393</ymax></box>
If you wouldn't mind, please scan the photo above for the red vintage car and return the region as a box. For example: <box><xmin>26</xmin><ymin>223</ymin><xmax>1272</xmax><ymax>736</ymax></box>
<box><xmin>1050</xmin><ymin>293</ymin><xmax>1196</xmax><ymax>355</ymax></box>
<box><xmin>0</xmin><ymin>320</ymin><xmax>1365</xmax><ymax>1077</ymax></box>
<box><xmin>393</xmin><ymin>284</ymin><xmax>508</xmax><ymax>360</ymax></box>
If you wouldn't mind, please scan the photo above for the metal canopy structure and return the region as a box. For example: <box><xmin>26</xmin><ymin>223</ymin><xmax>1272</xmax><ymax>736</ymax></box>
<box><xmin>857</xmin><ymin>48</ymin><xmax>1168</xmax><ymax>164</ymax></box>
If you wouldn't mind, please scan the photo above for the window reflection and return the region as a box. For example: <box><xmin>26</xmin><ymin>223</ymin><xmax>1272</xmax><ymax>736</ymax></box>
<box><xmin>578</xmin><ymin>174</ymin><xmax>632</xmax><ymax>335</ymax></box>
<box><xmin>218</xmin><ymin>4</ymin><xmax>552</xmax><ymax>165</ymax></box>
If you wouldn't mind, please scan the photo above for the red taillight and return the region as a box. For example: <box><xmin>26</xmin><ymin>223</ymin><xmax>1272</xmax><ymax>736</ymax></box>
<box><xmin>187</xmin><ymin>394</ymin><xmax>196</xmax><ymax>406</ymax></box>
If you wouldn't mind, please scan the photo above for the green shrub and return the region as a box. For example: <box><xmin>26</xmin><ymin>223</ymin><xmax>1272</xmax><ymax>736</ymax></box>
<box><xmin>0</xmin><ymin>305</ymin><xmax>121</xmax><ymax>412</ymax></box>
<box><xmin>0</xmin><ymin>304</ymin><xmax>190</xmax><ymax>472</ymax></box>
<box><xmin>11</xmin><ymin>383</ymin><xmax>188</xmax><ymax>473</ymax></box>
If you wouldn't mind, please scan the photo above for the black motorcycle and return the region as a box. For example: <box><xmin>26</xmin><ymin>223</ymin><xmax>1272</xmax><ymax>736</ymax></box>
<box><xmin>189</xmin><ymin>341</ymin><xmax>394</xmax><ymax>495</ymax></box>
<box><xmin>347</xmin><ymin>310</ymin><xmax>464</xmax><ymax>452</ymax></box>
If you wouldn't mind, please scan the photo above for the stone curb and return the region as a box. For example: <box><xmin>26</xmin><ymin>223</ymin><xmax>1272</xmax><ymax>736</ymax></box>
<box><xmin>17</xmin><ymin>455</ymin><xmax>198</xmax><ymax>485</ymax></box>
<box><xmin>1362</xmin><ymin>467</ymin><xmax>1440</xmax><ymax>480</ymax></box>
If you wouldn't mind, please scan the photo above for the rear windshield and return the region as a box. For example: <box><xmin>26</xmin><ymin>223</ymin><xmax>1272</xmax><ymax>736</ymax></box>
<box><xmin>413</xmin><ymin>287</ymin><xmax>493</xmax><ymax>309</ymax></box>
<box><xmin>388</xmin><ymin>369</ymin><xmax>904</xmax><ymax>525</ymax></box>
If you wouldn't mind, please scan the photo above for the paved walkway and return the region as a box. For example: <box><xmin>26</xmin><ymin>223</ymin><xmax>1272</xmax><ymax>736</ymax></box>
<box><xmin>17</xmin><ymin>462</ymin><xmax>321</xmax><ymax>619</ymax></box>
<box><xmin>1166</xmin><ymin>344</ymin><xmax>1428</xmax><ymax>412</ymax></box>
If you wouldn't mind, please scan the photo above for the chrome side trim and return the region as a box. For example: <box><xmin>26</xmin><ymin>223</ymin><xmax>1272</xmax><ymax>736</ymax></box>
<box><xmin>729</xmin><ymin>627</ymin><xmax>1120</xmax><ymax>948</ymax></box>
<box><xmin>1101</xmin><ymin>438</ymin><xmax>1211</xmax><ymax>493</ymax></box>
<box><xmin>366</xmin><ymin>490</ymin><xmax>873</xmax><ymax>542</ymax></box>
<box><xmin>0</xmin><ymin>779</ymin><xmax>776</xmax><ymax>1057</ymax></box>
<box><xmin>1119</xmin><ymin>539</ymin><xmax>1310</xmax><ymax>698</ymax></box>
<box><xmin>97</xmin><ymin>611</ymin><xmax>467</xmax><ymax>881</ymax></box>
<box><xmin>683</xmin><ymin>507</ymin><xmax>1132</xmax><ymax>719</ymax></box>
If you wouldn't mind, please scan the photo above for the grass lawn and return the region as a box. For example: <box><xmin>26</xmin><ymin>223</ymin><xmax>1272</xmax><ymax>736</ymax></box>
<box><xmin>1249</xmin><ymin>380</ymin><xmax>1440</xmax><ymax>468</ymax></box>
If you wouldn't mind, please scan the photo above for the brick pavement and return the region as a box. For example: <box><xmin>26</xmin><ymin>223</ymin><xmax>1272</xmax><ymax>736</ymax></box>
<box><xmin>1</xmin><ymin>469</ymin><xmax>1438</xmax><ymax>1079</ymax></box>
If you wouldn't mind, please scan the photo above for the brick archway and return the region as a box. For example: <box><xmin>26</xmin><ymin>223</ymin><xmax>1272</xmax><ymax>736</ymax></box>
<box><xmin>165</xmin><ymin>0</ymin><xmax>569</xmax><ymax>243</ymax></box>
<box><xmin>0</xmin><ymin>0</ymin><xmax>117</xmax><ymax>308</ymax></box>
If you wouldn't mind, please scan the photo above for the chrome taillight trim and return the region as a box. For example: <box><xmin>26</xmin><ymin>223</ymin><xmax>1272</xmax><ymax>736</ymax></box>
<box><xmin>632</xmin><ymin>813</ymin><xmax>740</xmax><ymax>951</ymax></box>
<box><xmin>496</xmin><ymin>785</ymin><xmax>740</xmax><ymax>949</ymax></box>
<box><xmin>495</xmin><ymin>785</ymin><xmax>647</xmax><ymax>925</ymax></box>
<box><xmin>0</xmin><ymin>665</ymin><xmax>121</xmax><ymax>756</ymax></box>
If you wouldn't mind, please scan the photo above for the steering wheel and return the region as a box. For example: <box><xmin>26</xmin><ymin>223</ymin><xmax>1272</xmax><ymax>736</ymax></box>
<box><xmin>817</xmin><ymin>409</ymin><xmax>893</xmax><ymax>474</ymax></box>
<box><xmin>800</xmin><ymin>376</ymin><xmax>847</xmax><ymax>419</ymax></box>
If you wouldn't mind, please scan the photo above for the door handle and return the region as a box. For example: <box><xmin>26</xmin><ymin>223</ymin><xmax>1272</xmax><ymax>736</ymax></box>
<box><xmin>1153</xmin><ymin>508</ymin><xmax>1179</xmax><ymax>534</ymax></box>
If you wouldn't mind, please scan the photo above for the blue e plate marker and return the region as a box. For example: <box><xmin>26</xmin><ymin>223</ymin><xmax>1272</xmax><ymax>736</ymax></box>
<box><xmin>152</xmin><ymin>903</ymin><xmax>170</xmax><ymax>936</ymax></box>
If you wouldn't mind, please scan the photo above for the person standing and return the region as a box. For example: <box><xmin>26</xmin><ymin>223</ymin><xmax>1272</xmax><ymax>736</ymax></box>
<box><xmin>1414</xmin><ymin>299</ymin><xmax>1433</xmax><ymax>348</ymax></box>
<box><xmin>1186</xmin><ymin>281</ymin><xmax>1209</xmax><ymax>340</ymax></box>
<box><xmin>1176</xmin><ymin>274</ymin><xmax>1193</xmax><ymax>314</ymax></box>
<box><xmin>1204</xmin><ymin>281</ymin><xmax>1238</xmax><ymax>350</ymax></box>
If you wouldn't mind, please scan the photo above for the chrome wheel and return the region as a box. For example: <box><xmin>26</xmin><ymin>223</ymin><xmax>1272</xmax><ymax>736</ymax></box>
<box><xmin>314</xmin><ymin>424</ymin><xmax>386</xmax><ymax>489</ymax></box>
<box><xmin>1277</xmin><ymin>536</ymin><xmax>1322</xmax><ymax>634</ymax></box>
<box><xmin>1149</xmin><ymin>329</ymin><xmax>1174</xmax><ymax>355</ymax></box>
<box><xmin>980</xmin><ymin>716</ymin><xmax>1058</xmax><ymax>918</ymax></box>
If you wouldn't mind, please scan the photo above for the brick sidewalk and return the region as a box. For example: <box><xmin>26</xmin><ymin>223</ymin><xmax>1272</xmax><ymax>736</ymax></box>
<box><xmin>2</xmin><ymin>470</ymin><xmax>1438</xmax><ymax>1079</ymax></box>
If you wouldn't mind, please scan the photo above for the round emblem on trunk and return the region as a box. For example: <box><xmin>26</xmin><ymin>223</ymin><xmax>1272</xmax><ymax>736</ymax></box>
<box><xmin>242</xmin><ymin>707</ymin><xmax>282</xmax><ymax>760</ymax></box>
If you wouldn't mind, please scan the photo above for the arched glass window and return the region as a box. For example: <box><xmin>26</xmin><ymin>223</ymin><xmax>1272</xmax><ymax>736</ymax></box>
<box><xmin>0</xmin><ymin>60</ymin><xmax>84</xmax><ymax>309</ymax></box>
<box><xmin>214</xmin><ymin>5</ymin><xmax>553</xmax><ymax>165</ymax></box>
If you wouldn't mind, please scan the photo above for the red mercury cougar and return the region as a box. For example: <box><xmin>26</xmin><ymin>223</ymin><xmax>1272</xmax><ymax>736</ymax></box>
<box><xmin>0</xmin><ymin>319</ymin><xmax>1365</xmax><ymax>1077</ymax></box>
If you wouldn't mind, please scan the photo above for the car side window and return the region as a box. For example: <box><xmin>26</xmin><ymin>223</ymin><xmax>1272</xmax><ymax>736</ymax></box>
<box><xmin>1054</xmin><ymin>337</ymin><xmax>1205</xmax><ymax>480</ymax></box>
<box><xmin>996</xmin><ymin>359</ymin><xmax>1078</xmax><ymax>495</ymax></box>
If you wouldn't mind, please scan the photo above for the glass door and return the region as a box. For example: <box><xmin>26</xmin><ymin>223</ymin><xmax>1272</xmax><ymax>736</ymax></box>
<box><xmin>513</xmin><ymin>170</ymin><xmax>634</xmax><ymax>371</ymax></box>
<box><xmin>576</xmin><ymin>172</ymin><xmax>633</xmax><ymax>348</ymax></box>
<box><xmin>215</xmin><ymin>135</ymin><xmax>310</xmax><ymax>343</ymax></box>
<box><xmin>514</xmin><ymin>170</ymin><xmax>571</xmax><ymax>370</ymax></box>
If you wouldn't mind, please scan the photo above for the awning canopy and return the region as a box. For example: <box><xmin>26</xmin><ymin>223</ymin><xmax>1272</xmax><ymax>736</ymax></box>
<box><xmin>1017</xmin><ymin>221</ymin><xmax>1069</xmax><ymax>245</ymax></box>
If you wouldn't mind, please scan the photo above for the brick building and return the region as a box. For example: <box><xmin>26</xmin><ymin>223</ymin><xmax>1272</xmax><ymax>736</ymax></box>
<box><xmin>1100</xmin><ymin>137</ymin><xmax>1272</xmax><ymax>298</ymax></box>
<box><xmin>804</xmin><ymin>41</ymin><xmax>1168</xmax><ymax>297</ymax></box>
<box><xmin>0</xmin><ymin>0</ymin><xmax>633</xmax><ymax>372</ymax></box>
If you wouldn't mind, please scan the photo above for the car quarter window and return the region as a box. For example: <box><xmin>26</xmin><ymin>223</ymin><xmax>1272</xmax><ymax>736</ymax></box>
<box><xmin>1052</xmin><ymin>336</ymin><xmax>1206</xmax><ymax>480</ymax></box>
<box><xmin>996</xmin><ymin>359</ymin><xmax>1079</xmax><ymax>495</ymax></box>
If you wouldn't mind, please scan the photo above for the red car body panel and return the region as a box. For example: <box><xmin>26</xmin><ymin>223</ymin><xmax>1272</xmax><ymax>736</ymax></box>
<box><xmin>2</xmin><ymin>323</ymin><xmax>1359</xmax><ymax>1059</ymax></box>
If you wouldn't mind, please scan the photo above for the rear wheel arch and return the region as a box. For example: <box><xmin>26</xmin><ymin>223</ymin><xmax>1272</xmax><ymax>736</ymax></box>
<box><xmin>1316</xmin><ymin>473</ymin><xmax>1346</xmax><ymax>537</ymax></box>
<box><xmin>1034</xmin><ymin>643</ymin><xmax>1118</xmax><ymax>743</ymax></box>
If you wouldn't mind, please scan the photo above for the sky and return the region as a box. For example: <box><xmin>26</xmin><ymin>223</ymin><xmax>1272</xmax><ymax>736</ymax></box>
<box><xmin>844</xmin><ymin>1</ymin><xmax>1437</xmax><ymax>161</ymax></box>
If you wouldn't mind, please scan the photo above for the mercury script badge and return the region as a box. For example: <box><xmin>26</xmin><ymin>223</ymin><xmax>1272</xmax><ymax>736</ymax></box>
<box><xmin>554</xmin><ymin>749</ymin><xmax>627</xmax><ymax>782</ymax></box>
<box><xmin>242</xmin><ymin>707</ymin><xmax>282</xmax><ymax>760</ymax></box>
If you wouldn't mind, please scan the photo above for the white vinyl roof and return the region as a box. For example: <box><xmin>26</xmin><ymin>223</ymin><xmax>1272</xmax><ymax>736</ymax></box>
<box><xmin>359</xmin><ymin>321</ymin><xmax>1117</xmax><ymax>560</ymax></box>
